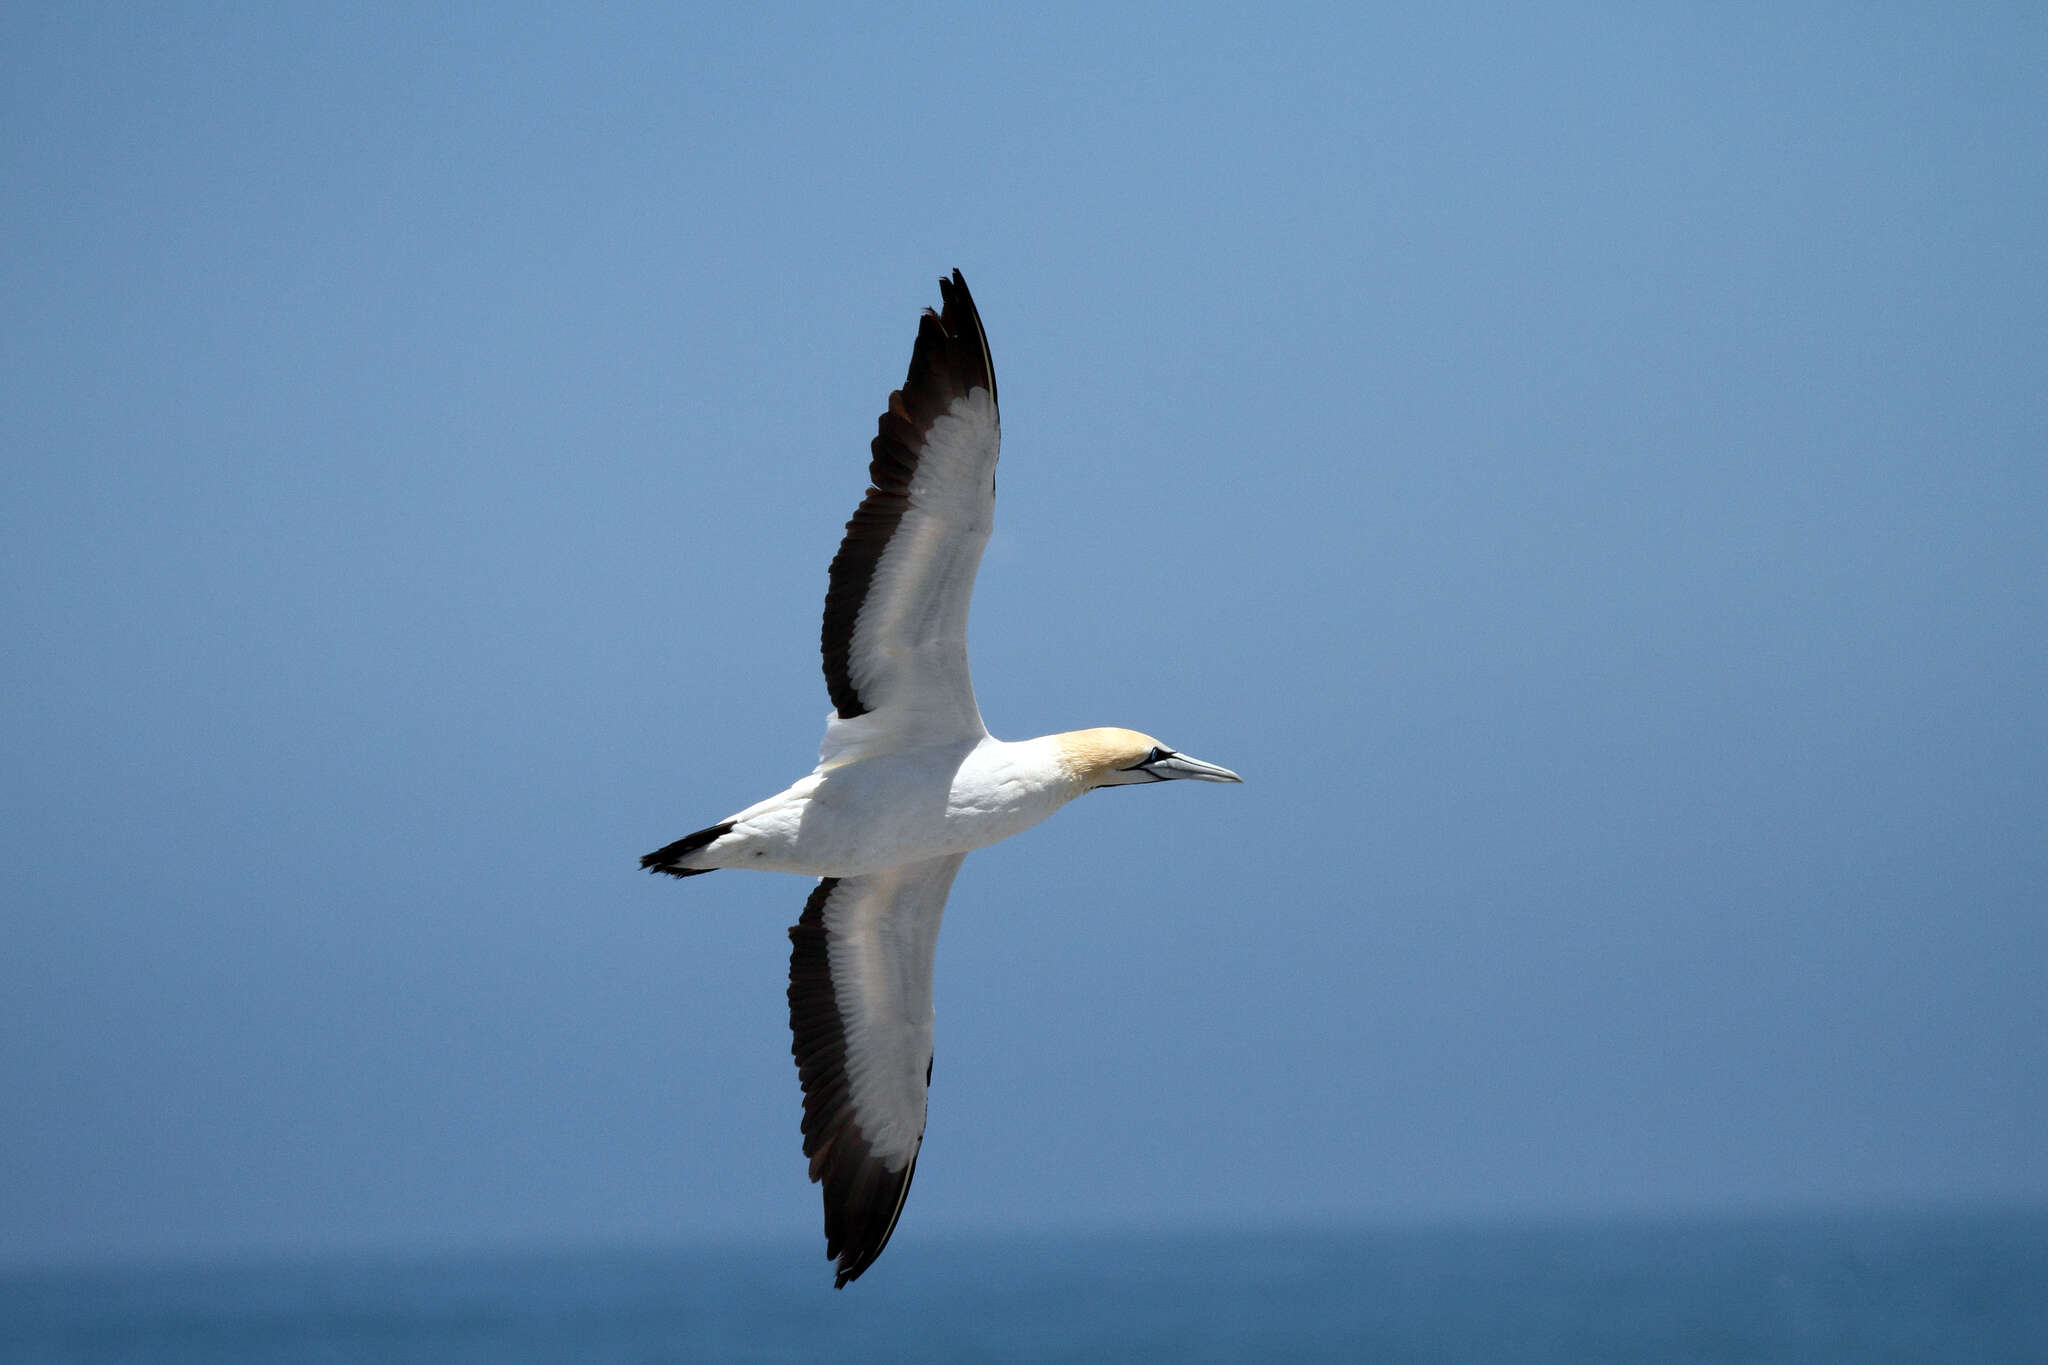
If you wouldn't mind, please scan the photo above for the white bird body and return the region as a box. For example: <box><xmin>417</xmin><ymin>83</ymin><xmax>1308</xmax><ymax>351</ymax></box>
<box><xmin>642</xmin><ymin>273</ymin><xmax>1238</xmax><ymax>1287</ymax></box>
<box><xmin>691</xmin><ymin>734</ymin><xmax>1085</xmax><ymax>878</ymax></box>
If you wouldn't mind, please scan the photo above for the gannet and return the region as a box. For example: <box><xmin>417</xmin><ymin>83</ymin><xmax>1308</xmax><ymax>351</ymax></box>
<box><xmin>641</xmin><ymin>271</ymin><xmax>1240</xmax><ymax>1288</ymax></box>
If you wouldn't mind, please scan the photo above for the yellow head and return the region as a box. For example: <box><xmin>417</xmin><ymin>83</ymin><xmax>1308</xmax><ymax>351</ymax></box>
<box><xmin>1054</xmin><ymin>727</ymin><xmax>1243</xmax><ymax>790</ymax></box>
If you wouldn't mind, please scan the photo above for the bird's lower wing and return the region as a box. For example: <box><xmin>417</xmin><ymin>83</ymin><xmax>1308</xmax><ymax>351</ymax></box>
<box><xmin>786</xmin><ymin>852</ymin><xmax>967</xmax><ymax>1288</ymax></box>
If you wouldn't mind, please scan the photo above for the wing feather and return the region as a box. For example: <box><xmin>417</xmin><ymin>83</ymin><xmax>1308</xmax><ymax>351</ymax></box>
<box><xmin>820</xmin><ymin>271</ymin><xmax>998</xmax><ymax>758</ymax></box>
<box><xmin>786</xmin><ymin>854</ymin><xmax>966</xmax><ymax>1287</ymax></box>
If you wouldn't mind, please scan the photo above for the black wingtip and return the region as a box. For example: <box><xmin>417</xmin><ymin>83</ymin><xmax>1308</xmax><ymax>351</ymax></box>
<box><xmin>933</xmin><ymin>268</ymin><xmax>995</xmax><ymax>405</ymax></box>
<box><xmin>825</xmin><ymin>1151</ymin><xmax>919</xmax><ymax>1287</ymax></box>
<box><xmin>640</xmin><ymin>821</ymin><xmax>735</xmax><ymax>878</ymax></box>
<box><xmin>937</xmin><ymin>267</ymin><xmax>969</xmax><ymax>315</ymax></box>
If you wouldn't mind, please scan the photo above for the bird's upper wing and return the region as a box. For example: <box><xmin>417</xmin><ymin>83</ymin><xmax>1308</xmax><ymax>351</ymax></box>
<box><xmin>786</xmin><ymin>852</ymin><xmax>966</xmax><ymax>1288</ymax></box>
<box><xmin>819</xmin><ymin>271</ymin><xmax>998</xmax><ymax>764</ymax></box>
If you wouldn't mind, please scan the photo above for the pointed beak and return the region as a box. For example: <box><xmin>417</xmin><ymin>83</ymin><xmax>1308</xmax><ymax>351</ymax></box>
<box><xmin>1145</xmin><ymin>751</ymin><xmax>1243</xmax><ymax>783</ymax></box>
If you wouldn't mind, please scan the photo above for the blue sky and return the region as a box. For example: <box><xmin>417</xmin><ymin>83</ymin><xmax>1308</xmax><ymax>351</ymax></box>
<box><xmin>4</xmin><ymin>4</ymin><xmax>2044</xmax><ymax>1268</ymax></box>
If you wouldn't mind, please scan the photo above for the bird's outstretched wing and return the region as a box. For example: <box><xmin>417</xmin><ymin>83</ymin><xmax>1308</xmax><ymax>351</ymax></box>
<box><xmin>819</xmin><ymin>271</ymin><xmax>998</xmax><ymax>763</ymax></box>
<box><xmin>786</xmin><ymin>853</ymin><xmax>966</xmax><ymax>1288</ymax></box>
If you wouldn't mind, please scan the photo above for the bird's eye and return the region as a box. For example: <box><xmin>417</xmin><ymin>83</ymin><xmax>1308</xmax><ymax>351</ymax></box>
<box><xmin>1148</xmin><ymin>747</ymin><xmax>1168</xmax><ymax>764</ymax></box>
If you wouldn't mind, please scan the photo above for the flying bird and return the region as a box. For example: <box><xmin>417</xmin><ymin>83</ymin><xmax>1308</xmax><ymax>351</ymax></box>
<box><xmin>641</xmin><ymin>271</ymin><xmax>1240</xmax><ymax>1287</ymax></box>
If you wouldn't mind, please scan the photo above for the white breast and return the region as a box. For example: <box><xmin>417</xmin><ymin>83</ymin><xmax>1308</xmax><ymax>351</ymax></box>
<box><xmin>711</xmin><ymin>736</ymin><xmax>1079</xmax><ymax>878</ymax></box>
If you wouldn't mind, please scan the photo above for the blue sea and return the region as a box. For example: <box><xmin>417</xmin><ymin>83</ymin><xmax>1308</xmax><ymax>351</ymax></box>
<box><xmin>4</xmin><ymin>1209</ymin><xmax>2043</xmax><ymax>1363</ymax></box>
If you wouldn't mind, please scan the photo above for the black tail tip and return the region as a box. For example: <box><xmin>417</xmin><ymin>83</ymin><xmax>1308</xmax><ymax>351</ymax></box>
<box><xmin>640</xmin><ymin>821</ymin><xmax>736</xmax><ymax>878</ymax></box>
